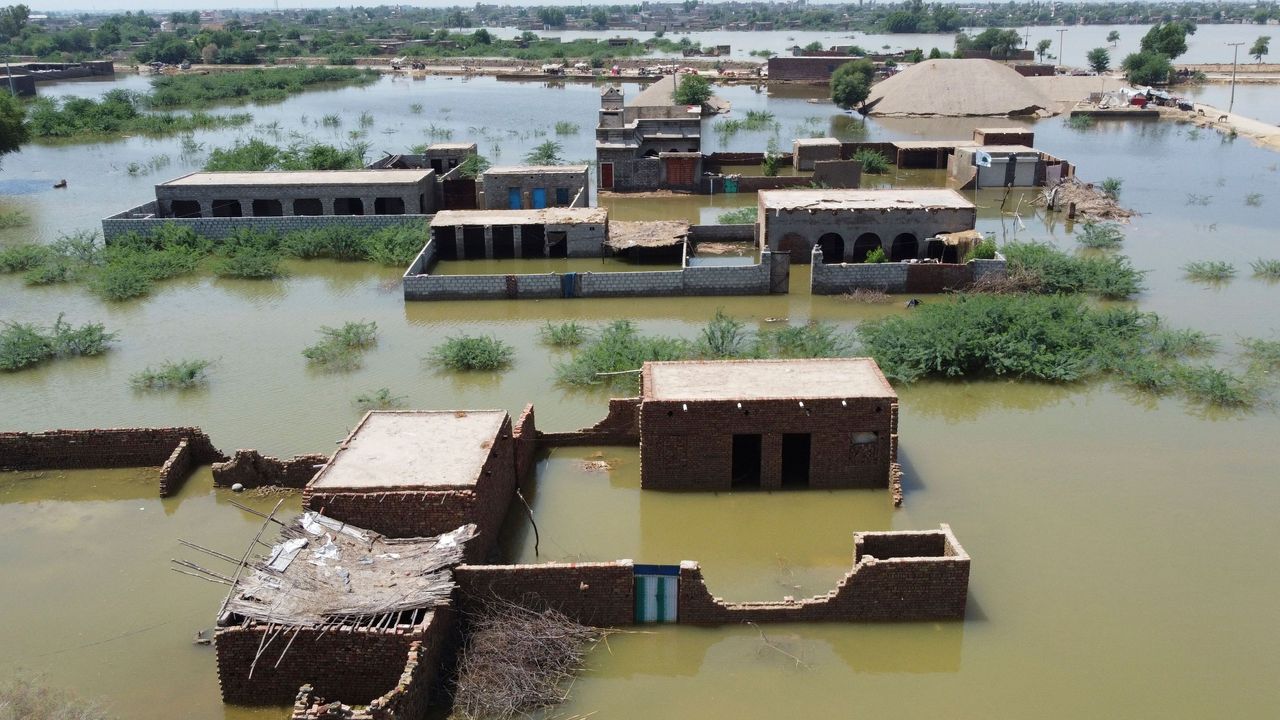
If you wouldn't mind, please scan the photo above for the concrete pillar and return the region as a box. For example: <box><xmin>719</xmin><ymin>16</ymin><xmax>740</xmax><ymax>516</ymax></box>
<box><xmin>453</xmin><ymin>226</ymin><xmax>464</xmax><ymax>260</ymax></box>
<box><xmin>199</xmin><ymin>200</ymin><xmax>212</xmax><ymax>218</ymax></box>
<box><xmin>513</xmin><ymin>226</ymin><xmax>523</xmax><ymax>257</ymax></box>
<box><xmin>362</xmin><ymin>196</ymin><xmax>377</xmax><ymax>216</ymax></box>
<box><xmin>321</xmin><ymin>198</ymin><xmax>336</xmax><ymax>216</ymax></box>
<box><xmin>760</xmin><ymin>433</ymin><xmax>782</xmax><ymax>490</ymax></box>
<box><xmin>484</xmin><ymin>226</ymin><xmax>494</xmax><ymax>259</ymax></box>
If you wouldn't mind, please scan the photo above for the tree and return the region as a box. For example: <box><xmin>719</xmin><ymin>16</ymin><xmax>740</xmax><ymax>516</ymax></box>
<box><xmin>803</xmin><ymin>40</ymin><xmax>824</xmax><ymax>53</ymax></box>
<box><xmin>1107</xmin><ymin>30</ymin><xmax>1120</xmax><ymax>46</ymax></box>
<box><xmin>591</xmin><ymin>8</ymin><xmax>609</xmax><ymax>29</ymax></box>
<box><xmin>0</xmin><ymin>4</ymin><xmax>29</xmax><ymax>40</ymax></box>
<box><xmin>673</xmin><ymin>73</ymin><xmax>711</xmax><ymax>106</ymax></box>
<box><xmin>956</xmin><ymin>28</ymin><xmax>1022</xmax><ymax>59</ymax></box>
<box><xmin>524</xmin><ymin>139</ymin><xmax>563</xmax><ymax>165</ymax></box>
<box><xmin>1087</xmin><ymin>47</ymin><xmax>1111</xmax><ymax>73</ymax></box>
<box><xmin>0</xmin><ymin>91</ymin><xmax>29</xmax><ymax>165</ymax></box>
<box><xmin>1122</xmin><ymin>51</ymin><xmax>1173</xmax><ymax>86</ymax></box>
<box><xmin>537</xmin><ymin>8</ymin><xmax>566</xmax><ymax>28</ymax></box>
<box><xmin>1140</xmin><ymin>21</ymin><xmax>1195</xmax><ymax>60</ymax></box>
<box><xmin>1036</xmin><ymin>39</ymin><xmax>1052</xmax><ymax>62</ymax></box>
<box><xmin>830</xmin><ymin>58</ymin><xmax>875</xmax><ymax>110</ymax></box>
<box><xmin>1251</xmin><ymin>36</ymin><xmax>1270</xmax><ymax>64</ymax></box>
<box><xmin>471</xmin><ymin>28</ymin><xmax>491</xmax><ymax>45</ymax></box>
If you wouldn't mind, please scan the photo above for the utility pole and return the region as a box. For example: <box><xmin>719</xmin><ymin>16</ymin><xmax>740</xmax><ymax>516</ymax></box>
<box><xmin>1227</xmin><ymin>41</ymin><xmax>1244</xmax><ymax>114</ymax></box>
<box><xmin>1057</xmin><ymin>28</ymin><xmax>1067</xmax><ymax>70</ymax></box>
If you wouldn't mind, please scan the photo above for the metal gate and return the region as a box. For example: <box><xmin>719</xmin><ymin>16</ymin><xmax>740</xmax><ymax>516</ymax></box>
<box><xmin>633</xmin><ymin>564</ymin><xmax>679</xmax><ymax>623</ymax></box>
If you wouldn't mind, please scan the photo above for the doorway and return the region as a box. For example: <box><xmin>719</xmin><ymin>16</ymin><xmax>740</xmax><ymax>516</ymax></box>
<box><xmin>780</xmin><ymin>434</ymin><xmax>811</xmax><ymax>487</ymax></box>
<box><xmin>731</xmin><ymin>434</ymin><xmax>762</xmax><ymax>488</ymax></box>
<box><xmin>599</xmin><ymin>162</ymin><xmax>614</xmax><ymax>189</ymax></box>
<box><xmin>547</xmin><ymin>230</ymin><xmax>568</xmax><ymax>258</ymax></box>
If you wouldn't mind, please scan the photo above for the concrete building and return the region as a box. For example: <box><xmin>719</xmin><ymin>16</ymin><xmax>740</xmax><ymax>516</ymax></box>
<box><xmin>154</xmin><ymin>170</ymin><xmax>436</xmax><ymax>218</ymax></box>
<box><xmin>972</xmin><ymin>127</ymin><xmax>1034</xmax><ymax>146</ymax></box>
<box><xmin>420</xmin><ymin>142</ymin><xmax>477</xmax><ymax>174</ymax></box>
<box><xmin>757</xmin><ymin>188</ymin><xmax>976</xmax><ymax>263</ymax></box>
<box><xmin>949</xmin><ymin>145</ymin><xmax>1071</xmax><ymax>189</ymax></box>
<box><xmin>637</xmin><ymin>358</ymin><xmax>899</xmax><ymax>490</ymax></box>
<box><xmin>480</xmin><ymin>165</ymin><xmax>589</xmax><ymax>209</ymax></box>
<box><xmin>428</xmin><ymin>207</ymin><xmax>608</xmax><ymax>260</ymax></box>
<box><xmin>596</xmin><ymin>79</ymin><xmax>703</xmax><ymax>191</ymax></box>
<box><xmin>792</xmin><ymin>137</ymin><xmax>843</xmax><ymax>170</ymax></box>
<box><xmin>767</xmin><ymin>55</ymin><xmax>860</xmax><ymax>82</ymax></box>
<box><xmin>303</xmin><ymin>411</ymin><xmax>518</xmax><ymax>562</ymax></box>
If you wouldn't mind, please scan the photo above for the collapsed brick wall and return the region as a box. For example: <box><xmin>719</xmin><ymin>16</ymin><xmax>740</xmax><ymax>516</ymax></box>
<box><xmin>290</xmin><ymin>608</ymin><xmax>456</xmax><ymax>720</ymax></box>
<box><xmin>537</xmin><ymin>398</ymin><xmax>640</xmax><ymax>446</ymax></box>
<box><xmin>217</xmin><ymin>615</ymin><xmax>435</xmax><ymax>707</ymax></box>
<box><xmin>677</xmin><ymin>527</ymin><xmax>969</xmax><ymax>624</ymax></box>
<box><xmin>454</xmin><ymin>562</ymin><xmax>635</xmax><ymax>627</ymax></box>
<box><xmin>213</xmin><ymin>449</ymin><xmax>329</xmax><ymax>489</ymax></box>
<box><xmin>512</xmin><ymin>404</ymin><xmax>538</xmax><ymax>483</ymax></box>
<box><xmin>0</xmin><ymin>427</ymin><xmax>226</xmax><ymax>496</ymax></box>
<box><xmin>639</xmin><ymin>397</ymin><xmax>897</xmax><ymax>491</ymax></box>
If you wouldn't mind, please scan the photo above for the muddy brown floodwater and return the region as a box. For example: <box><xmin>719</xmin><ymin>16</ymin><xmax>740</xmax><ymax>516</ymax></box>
<box><xmin>1</xmin><ymin>74</ymin><xmax>1279</xmax><ymax>719</ymax></box>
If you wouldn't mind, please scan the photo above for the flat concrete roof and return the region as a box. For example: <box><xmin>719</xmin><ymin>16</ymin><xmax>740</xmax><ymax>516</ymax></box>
<box><xmin>642</xmin><ymin>358</ymin><xmax>896</xmax><ymax>402</ymax></box>
<box><xmin>974</xmin><ymin>127</ymin><xmax>1032</xmax><ymax>133</ymax></box>
<box><xmin>426</xmin><ymin>142</ymin><xmax>477</xmax><ymax>150</ymax></box>
<box><xmin>891</xmin><ymin>140</ymin><xmax>978</xmax><ymax>150</ymax></box>
<box><xmin>160</xmin><ymin>170</ymin><xmax>432</xmax><ymax>187</ymax></box>
<box><xmin>794</xmin><ymin>137</ymin><xmax>841</xmax><ymax>146</ymax></box>
<box><xmin>484</xmin><ymin>164</ymin><xmax>589</xmax><ymax>175</ymax></box>
<box><xmin>971</xmin><ymin>145</ymin><xmax>1039</xmax><ymax>154</ymax></box>
<box><xmin>309</xmin><ymin>411</ymin><xmax>507</xmax><ymax>492</ymax></box>
<box><xmin>431</xmin><ymin>207</ymin><xmax>608</xmax><ymax>227</ymax></box>
<box><xmin>759</xmin><ymin>188</ymin><xmax>973</xmax><ymax>212</ymax></box>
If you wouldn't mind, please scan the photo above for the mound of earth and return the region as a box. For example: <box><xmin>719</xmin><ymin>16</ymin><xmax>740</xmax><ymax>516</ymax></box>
<box><xmin>864</xmin><ymin>59</ymin><xmax>1056</xmax><ymax>118</ymax></box>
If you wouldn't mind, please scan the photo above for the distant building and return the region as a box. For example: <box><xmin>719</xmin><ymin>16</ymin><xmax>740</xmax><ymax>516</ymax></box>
<box><xmin>480</xmin><ymin>165</ymin><xmax>589</xmax><ymax>209</ymax></box>
<box><xmin>595</xmin><ymin>78</ymin><xmax>703</xmax><ymax>191</ymax></box>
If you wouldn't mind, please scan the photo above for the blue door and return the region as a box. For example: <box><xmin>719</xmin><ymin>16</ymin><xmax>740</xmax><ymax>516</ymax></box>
<box><xmin>507</xmin><ymin>188</ymin><xmax>522</xmax><ymax>209</ymax></box>
<box><xmin>531</xmin><ymin>187</ymin><xmax>548</xmax><ymax>209</ymax></box>
<box><xmin>633</xmin><ymin>564</ymin><xmax>679</xmax><ymax>623</ymax></box>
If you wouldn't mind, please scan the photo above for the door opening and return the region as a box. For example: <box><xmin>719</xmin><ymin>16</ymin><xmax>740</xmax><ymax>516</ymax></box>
<box><xmin>731</xmin><ymin>434</ymin><xmax>762</xmax><ymax>488</ymax></box>
<box><xmin>780</xmin><ymin>433</ymin><xmax>811</xmax><ymax>487</ymax></box>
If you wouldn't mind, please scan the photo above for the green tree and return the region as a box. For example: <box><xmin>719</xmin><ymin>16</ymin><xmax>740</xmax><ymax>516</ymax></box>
<box><xmin>830</xmin><ymin>58</ymin><xmax>875</xmax><ymax>110</ymax></box>
<box><xmin>1087</xmin><ymin>47</ymin><xmax>1111</xmax><ymax>73</ymax></box>
<box><xmin>537</xmin><ymin>8</ymin><xmax>566</xmax><ymax>27</ymax></box>
<box><xmin>1140</xmin><ymin>21</ymin><xmax>1195</xmax><ymax>60</ymax></box>
<box><xmin>957</xmin><ymin>28</ymin><xmax>1022</xmax><ymax>59</ymax></box>
<box><xmin>1107</xmin><ymin>30</ymin><xmax>1120</xmax><ymax>46</ymax></box>
<box><xmin>1251</xmin><ymin>36</ymin><xmax>1270</xmax><ymax>64</ymax></box>
<box><xmin>803</xmin><ymin>40</ymin><xmax>824</xmax><ymax>53</ymax></box>
<box><xmin>0</xmin><ymin>4</ymin><xmax>29</xmax><ymax>40</ymax></box>
<box><xmin>673</xmin><ymin>73</ymin><xmax>711</xmax><ymax>105</ymax></box>
<box><xmin>1036</xmin><ymin>38</ymin><xmax>1052</xmax><ymax>62</ymax></box>
<box><xmin>1122</xmin><ymin>50</ymin><xmax>1173</xmax><ymax>85</ymax></box>
<box><xmin>0</xmin><ymin>91</ymin><xmax>29</xmax><ymax>164</ymax></box>
<box><xmin>471</xmin><ymin>28</ymin><xmax>491</xmax><ymax>45</ymax></box>
<box><xmin>524</xmin><ymin>139</ymin><xmax>563</xmax><ymax>165</ymax></box>
<box><xmin>591</xmin><ymin>7</ymin><xmax>609</xmax><ymax>29</ymax></box>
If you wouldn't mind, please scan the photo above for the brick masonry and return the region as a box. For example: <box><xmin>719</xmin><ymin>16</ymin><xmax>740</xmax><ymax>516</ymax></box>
<box><xmin>810</xmin><ymin>247</ymin><xmax>1008</xmax><ymax>294</ymax></box>
<box><xmin>212</xmin><ymin>450</ymin><xmax>329</xmax><ymax>489</ymax></box>
<box><xmin>537</xmin><ymin>398</ymin><xmax>641</xmax><ymax>446</ymax></box>
<box><xmin>454</xmin><ymin>562</ymin><xmax>636</xmax><ymax>627</ymax></box>
<box><xmin>0</xmin><ymin>426</ymin><xmax>226</xmax><ymax>496</ymax></box>
<box><xmin>102</xmin><ymin>203</ymin><xmax>430</xmax><ymax>243</ymax></box>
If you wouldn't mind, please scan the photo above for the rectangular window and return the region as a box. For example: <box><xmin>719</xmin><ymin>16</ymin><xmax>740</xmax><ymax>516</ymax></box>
<box><xmin>555</xmin><ymin>187</ymin><xmax>570</xmax><ymax>205</ymax></box>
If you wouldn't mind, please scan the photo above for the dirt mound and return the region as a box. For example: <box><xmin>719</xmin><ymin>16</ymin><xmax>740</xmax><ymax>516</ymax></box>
<box><xmin>865</xmin><ymin>59</ymin><xmax>1056</xmax><ymax>118</ymax></box>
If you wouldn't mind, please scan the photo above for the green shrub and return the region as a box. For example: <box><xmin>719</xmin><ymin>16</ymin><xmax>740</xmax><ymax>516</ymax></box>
<box><xmin>364</xmin><ymin>225</ymin><xmax>428</xmax><ymax>266</ymax></box>
<box><xmin>1077</xmin><ymin>222</ymin><xmax>1125</xmax><ymax>249</ymax></box>
<box><xmin>1174</xmin><ymin>364</ymin><xmax>1262</xmax><ymax>408</ymax></box>
<box><xmin>88</xmin><ymin>263</ymin><xmax>155</xmax><ymax>301</ymax></box>
<box><xmin>1067</xmin><ymin>114</ymin><xmax>1095</xmax><ymax>130</ymax></box>
<box><xmin>0</xmin><ymin>314</ymin><xmax>116</xmax><ymax>371</ymax></box>
<box><xmin>0</xmin><ymin>243</ymin><xmax>52</xmax><ymax>272</ymax></box>
<box><xmin>1182</xmin><ymin>260</ymin><xmax>1236</xmax><ymax>282</ymax></box>
<box><xmin>130</xmin><ymin>359</ymin><xmax>212</xmax><ymax>390</ymax></box>
<box><xmin>716</xmin><ymin>207</ymin><xmax>758</xmax><ymax>225</ymax></box>
<box><xmin>23</xmin><ymin>259</ymin><xmax>75</xmax><ymax>286</ymax></box>
<box><xmin>1002</xmin><ymin>242</ymin><xmax>1145</xmax><ymax>298</ymax></box>
<box><xmin>355</xmin><ymin>387</ymin><xmax>407</xmax><ymax>410</ymax></box>
<box><xmin>1150</xmin><ymin>328</ymin><xmax>1218</xmax><ymax>358</ymax></box>
<box><xmin>1100</xmin><ymin>177</ymin><xmax>1123</xmax><ymax>200</ymax></box>
<box><xmin>148</xmin><ymin>66</ymin><xmax>378</xmax><ymax>109</ymax></box>
<box><xmin>213</xmin><ymin>250</ymin><xmax>287</xmax><ymax>279</ymax></box>
<box><xmin>429</xmin><ymin>335</ymin><xmax>515</xmax><ymax>371</ymax></box>
<box><xmin>0</xmin><ymin>208</ymin><xmax>30</xmax><ymax>228</ymax></box>
<box><xmin>0</xmin><ymin>676</ymin><xmax>112</xmax><ymax>720</ymax></box>
<box><xmin>964</xmin><ymin>237</ymin><xmax>997</xmax><ymax>262</ymax></box>
<box><xmin>1249</xmin><ymin>259</ymin><xmax>1280</xmax><ymax>279</ymax></box>
<box><xmin>757</xmin><ymin>322</ymin><xmax>849</xmax><ymax>358</ymax></box>
<box><xmin>853</xmin><ymin>148</ymin><xmax>890</xmax><ymax>174</ymax></box>
<box><xmin>303</xmin><ymin>320</ymin><xmax>378</xmax><ymax>371</ymax></box>
<box><xmin>697</xmin><ymin>309</ymin><xmax>750</xmax><ymax>358</ymax></box>
<box><xmin>554</xmin><ymin>319</ymin><xmax>692</xmax><ymax>389</ymax></box>
<box><xmin>864</xmin><ymin>247</ymin><xmax>887</xmax><ymax>264</ymax></box>
<box><xmin>553</xmin><ymin>121</ymin><xmax>580</xmax><ymax>135</ymax></box>
<box><xmin>539</xmin><ymin>321</ymin><xmax>590</xmax><ymax>347</ymax></box>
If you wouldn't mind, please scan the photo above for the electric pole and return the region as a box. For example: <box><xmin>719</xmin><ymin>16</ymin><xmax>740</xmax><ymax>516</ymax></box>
<box><xmin>1227</xmin><ymin>41</ymin><xmax>1244</xmax><ymax>114</ymax></box>
<box><xmin>1057</xmin><ymin>28</ymin><xmax>1067</xmax><ymax>70</ymax></box>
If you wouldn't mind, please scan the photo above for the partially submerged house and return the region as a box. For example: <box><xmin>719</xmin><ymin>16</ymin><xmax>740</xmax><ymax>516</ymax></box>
<box><xmin>427</xmin><ymin>207</ymin><xmax>608</xmax><ymax>260</ymax></box>
<box><xmin>757</xmin><ymin>188</ymin><xmax>977</xmax><ymax>263</ymax></box>
<box><xmin>637</xmin><ymin>358</ymin><xmax>899</xmax><ymax>490</ymax></box>
<box><xmin>153</xmin><ymin>170</ymin><xmax>436</xmax><ymax>219</ymax></box>
<box><xmin>596</xmin><ymin>80</ymin><xmax>703</xmax><ymax>191</ymax></box>
<box><xmin>480</xmin><ymin>164</ymin><xmax>590</xmax><ymax>209</ymax></box>
<box><xmin>948</xmin><ymin>145</ymin><xmax>1074</xmax><ymax>189</ymax></box>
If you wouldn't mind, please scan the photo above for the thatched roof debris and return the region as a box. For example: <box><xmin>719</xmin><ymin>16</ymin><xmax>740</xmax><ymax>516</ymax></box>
<box><xmin>1035</xmin><ymin>178</ymin><xmax>1136</xmax><ymax>222</ymax></box>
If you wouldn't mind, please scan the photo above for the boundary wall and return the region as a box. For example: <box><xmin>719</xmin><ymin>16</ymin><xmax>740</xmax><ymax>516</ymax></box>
<box><xmin>102</xmin><ymin>202</ymin><xmax>429</xmax><ymax>242</ymax></box>
<box><xmin>810</xmin><ymin>247</ymin><xmax>1007</xmax><ymax>294</ymax></box>
<box><xmin>212</xmin><ymin>450</ymin><xmax>329</xmax><ymax>489</ymax></box>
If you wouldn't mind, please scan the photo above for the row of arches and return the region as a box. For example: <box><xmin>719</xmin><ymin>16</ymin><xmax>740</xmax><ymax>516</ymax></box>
<box><xmin>807</xmin><ymin>232</ymin><xmax>921</xmax><ymax>263</ymax></box>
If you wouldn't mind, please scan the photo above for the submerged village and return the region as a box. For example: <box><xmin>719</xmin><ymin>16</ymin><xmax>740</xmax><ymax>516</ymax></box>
<box><xmin>2</xmin><ymin>3</ymin><xmax>1280</xmax><ymax>720</ymax></box>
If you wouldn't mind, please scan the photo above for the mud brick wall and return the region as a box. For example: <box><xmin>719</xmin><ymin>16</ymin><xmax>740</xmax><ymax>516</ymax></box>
<box><xmin>217</xmin><ymin>616</ymin><xmax>435</xmax><ymax>707</ymax></box>
<box><xmin>291</xmin><ymin>608</ymin><xmax>455</xmax><ymax>720</ymax></box>
<box><xmin>677</xmin><ymin>527</ymin><xmax>969</xmax><ymax>624</ymax></box>
<box><xmin>639</xmin><ymin>397</ymin><xmax>897</xmax><ymax>490</ymax></box>
<box><xmin>538</xmin><ymin>398</ymin><xmax>640</xmax><ymax>446</ymax></box>
<box><xmin>454</xmin><ymin>562</ymin><xmax>635</xmax><ymax>627</ymax></box>
<box><xmin>158</xmin><ymin>440</ymin><xmax>191</xmax><ymax>497</ymax></box>
<box><xmin>213</xmin><ymin>450</ymin><xmax>329</xmax><ymax>489</ymax></box>
<box><xmin>512</xmin><ymin>404</ymin><xmax>538</xmax><ymax>482</ymax></box>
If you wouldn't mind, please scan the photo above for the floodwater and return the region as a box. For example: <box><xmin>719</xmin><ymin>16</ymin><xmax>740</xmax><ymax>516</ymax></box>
<box><xmin>2</xmin><ymin>71</ymin><xmax>1280</xmax><ymax>719</ymax></box>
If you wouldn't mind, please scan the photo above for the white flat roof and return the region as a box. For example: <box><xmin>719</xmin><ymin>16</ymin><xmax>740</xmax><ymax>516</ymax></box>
<box><xmin>309</xmin><ymin>411</ymin><xmax>507</xmax><ymax>491</ymax></box>
<box><xmin>484</xmin><ymin>164</ymin><xmax>588</xmax><ymax>175</ymax></box>
<box><xmin>793</xmin><ymin>137</ymin><xmax>841</xmax><ymax>146</ymax></box>
<box><xmin>160</xmin><ymin>170</ymin><xmax>432</xmax><ymax>187</ymax></box>
<box><xmin>643</xmin><ymin>358</ymin><xmax>896</xmax><ymax>401</ymax></box>
<box><xmin>759</xmin><ymin>188</ymin><xmax>973</xmax><ymax>211</ymax></box>
<box><xmin>431</xmin><ymin>207</ymin><xmax>608</xmax><ymax>227</ymax></box>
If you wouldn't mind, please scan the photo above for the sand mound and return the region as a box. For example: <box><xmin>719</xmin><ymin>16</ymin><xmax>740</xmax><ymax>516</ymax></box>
<box><xmin>865</xmin><ymin>59</ymin><xmax>1056</xmax><ymax>118</ymax></box>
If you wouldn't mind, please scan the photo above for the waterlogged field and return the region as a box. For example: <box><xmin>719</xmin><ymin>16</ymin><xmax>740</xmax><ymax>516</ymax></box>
<box><xmin>1</xmin><ymin>73</ymin><xmax>1279</xmax><ymax>719</ymax></box>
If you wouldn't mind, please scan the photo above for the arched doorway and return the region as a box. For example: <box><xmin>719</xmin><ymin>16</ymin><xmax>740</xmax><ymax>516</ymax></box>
<box><xmin>891</xmin><ymin>233</ymin><xmax>918</xmax><ymax>262</ymax></box>
<box><xmin>817</xmin><ymin>233</ymin><xmax>844</xmax><ymax>263</ymax></box>
<box><xmin>778</xmin><ymin>232</ymin><xmax>809</xmax><ymax>262</ymax></box>
<box><xmin>852</xmin><ymin>233</ymin><xmax>881</xmax><ymax>263</ymax></box>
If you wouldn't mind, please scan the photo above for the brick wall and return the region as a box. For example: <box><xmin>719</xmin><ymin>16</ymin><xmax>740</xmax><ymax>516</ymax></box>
<box><xmin>0</xmin><ymin>426</ymin><xmax>225</xmax><ymax>496</ymax></box>
<box><xmin>639</xmin><ymin>396</ymin><xmax>896</xmax><ymax>491</ymax></box>
<box><xmin>101</xmin><ymin>207</ymin><xmax>429</xmax><ymax>243</ymax></box>
<box><xmin>677</xmin><ymin>526</ymin><xmax>969</xmax><ymax>623</ymax></box>
<box><xmin>538</xmin><ymin>398</ymin><xmax>640</xmax><ymax>446</ymax></box>
<box><xmin>512</xmin><ymin>404</ymin><xmax>538</xmax><ymax>483</ymax></box>
<box><xmin>212</xmin><ymin>450</ymin><xmax>329</xmax><ymax>489</ymax></box>
<box><xmin>810</xmin><ymin>249</ymin><xmax>1007</xmax><ymax>294</ymax></box>
<box><xmin>218</xmin><ymin>612</ymin><xmax>445</xmax><ymax>707</ymax></box>
<box><xmin>454</xmin><ymin>562</ymin><xmax>635</xmax><ymax>627</ymax></box>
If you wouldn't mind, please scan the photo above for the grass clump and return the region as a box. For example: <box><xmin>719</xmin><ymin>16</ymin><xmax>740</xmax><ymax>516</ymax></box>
<box><xmin>1182</xmin><ymin>260</ymin><xmax>1236</xmax><ymax>282</ymax></box>
<box><xmin>355</xmin><ymin>387</ymin><xmax>407</xmax><ymax>410</ymax></box>
<box><xmin>213</xmin><ymin>250</ymin><xmax>287</xmax><ymax>279</ymax></box>
<box><xmin>716</xmin><ymin>206</ymin><xmax>758</xmax><ymax>224</ymax></box>
<box><xmin>539</xmin><ymin>321</ymin><xmax>590</xmax><ymax>347</ymax></box>
<box><xmin>149</xmin><ymin>66</ymin><xmax>378</xmax><ymax>109</ymax></box>
<box><xmin>1002</xmin><ymin>242</ymin><xmax>1145</xmax><ymax>298</ymax></box>
<box><xmin>0</xmin><ymin>675</ymin><xmax>112</xmax><ymax>720</ymax></box>
<box><xmin>853</xmin><ymin>148</ymin><xmax>890</xmax><ymax>174</ymax></box>
<box><xmin>1101</xmin><ymin>177</ymin><xmax>1123</xmax><ymax>200</ymax></box>
<box><xmin>0</xmin><ymin>314</ymin><xmax>116</xmax><ymax>372</ymax></box>
<box><xmin>0</xmin><ymin>208</ymin><xmax>30</xmax><ymax>228</ymax></box>
<box><xmin>1077</xmin><ymin>222</ymin><xmax>1125</xmax><ymax>249</ymax></box>
<box><xmin>303</xmin><ymin>320</ymin><xmax>378</xmax><ymax>371</ymax></box>
<box><xmin>864</xmin><ymin>247</ymin><xmax>888</xmax><ymax>263</ymax></box>
<box><xmin>1067</xmin><ymin>114</ymin><xmax>1095</xmax><ymax>130</ymax></box>
<box><xmin>1241</xmin><ymin>338</ymin><xmax>1280</xmax><ymax>370</ymax></box>
<box><xmin>130</xmin><ymin>359</ymin><xmax>212</xmax><ymax>390</ymax></box>
<box><xmin>429</xmin><ymin>335</ymin><xmax>515</xmax><ymax>372</ymax></box>
<box><xmin>0</xmin><ymin>243</ymin><xmax>52</xmax><ymax>272</ymax></box>
<box><xmin>1249</xmin><ymin>259</ymin><xmax>1280</xmax><ymax>279</ymax></box>
<box><xmin>963</xmin><ymin>237</ymin><xmax>997</xmax><ymax>262</ymax></box>
<box><xmin>553</xmin><ymin>121</ymin><xmax>580</xmax><ymax>135</ymax></box>
<box><xmin>204</xmin><ymin>137</ymin><xmax>368</xmax><ymax>172</ymax></box>
<box><xmin>1173</xmin><ymin>364</ymin><xmax>1262</xmax><ymax>408</ymax></box>
<box><xmin>1150</xmin><ymin>327</ymin><xmax>1218</xmax><ymax>358</ymax></box>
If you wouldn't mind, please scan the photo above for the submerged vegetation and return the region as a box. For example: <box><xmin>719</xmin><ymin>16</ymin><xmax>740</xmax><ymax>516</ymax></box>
<box><xmin>0</xmin><ymin>314</ymin><xmax>116</xmax><ymax>372</ymax></box>
<box><xmin>1076</xmin><ymin>222</ymin><xmax>1125</xmax><ymax>250</ymax></box>
<box><xmin>429</xmin><ymin>335</ymin><xmax>515</xmax><ymax>372</ymax></box>
<box><xmin>852</xmin><ymin>148</ymin><xmax>890</xmax><ymax>174</ymax></box>
<box><xmin>24</xmin><ymin>89</ymin><xmax>251</xmax><ymax>140</ymax></box>
<box><xmin>303</xmin><ymin>321</ymin><xmax>378</xmax><ymax>371</ymax></box>
<box><xmin>1182</xmin><ymin>260</ymin><xmax>1236</xmax><ymax>282</ymax></box>
<box><xmin>354</xmin><ymin>387</ymin><xmax>407</xmax><ymax>410</ymax></box>
<box><xmin>148</xmin><ymin>66</ymin><xmax>379</xmax><ymax>109</ymax></box>
<box><xmin>130</xmin><ymin>358</ymin><xmax>212</xmax><ymax>390</ymax></box>
<box><xmin>539</xmin><ymin>321</ymin><xmax>590</xmax><ymax>348</ymax></box>
<box><xmin>1002</xmin><ymin>242</ymin><xmax>1144</xmax><ymax>298</ymax></box>
<box><xmin>0</xmin><ymin>676</ymin><xmax>112</xmax><ymax>720</ymax></box>
<box><xmin>1249</xmin><ymin>258</ymin><xmax>1280</xmax><ymax>280</ymax></box>
<box><xmin>203</xmin><ymin>137</ymin><xmax>368</xmax><ymax>171</ymax></box>
<box><xmin>716</xmin><ymin>206</ymin><xmax>758</xmax><ymax>225</ymax></box>
<box><xmin>0</xmin><ymin>208</ymin><xmax>31</xmax><ymax>228</ymax></box>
